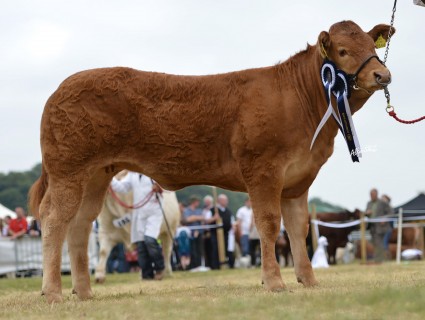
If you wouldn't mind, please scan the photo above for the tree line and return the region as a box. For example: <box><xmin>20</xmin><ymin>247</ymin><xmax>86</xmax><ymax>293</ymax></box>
<box><xmin>0</xmin><ymin>164</ymin><xmax>42</xmax><ymax>214</ymax></box>
<box><xmin>0</xmin><ymin>164</ymin><xmax>247</xmax><ymax>215</ymax></box>
<box><xmin>0</xmin><ymin>164</ymin><xmax>345</xmax><ymax>215</ymax></box>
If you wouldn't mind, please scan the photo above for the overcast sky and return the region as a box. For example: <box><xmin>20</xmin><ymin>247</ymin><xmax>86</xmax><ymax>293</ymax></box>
<box><xmin>0</xmin><ymin>0</ymin><xmax>424</xmax><ymax>210</ymax></box>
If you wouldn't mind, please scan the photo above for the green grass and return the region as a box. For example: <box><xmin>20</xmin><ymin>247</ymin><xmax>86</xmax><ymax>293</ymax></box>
<box><xmin>1</xmin><ymin>262</ymin><xmax>425</xmax><ymax>320</ymax></box>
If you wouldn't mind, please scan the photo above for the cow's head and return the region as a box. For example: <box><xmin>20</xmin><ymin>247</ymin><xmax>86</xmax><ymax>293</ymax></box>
<box><xmin>318</xmin><ymin>21</ymin><xmax>394</xmax><ymax>97</ymax></box>
<box><xmin>351</xmin><ymin>209</ymin><xmax>362</xmax><ymax>220</ymax></box>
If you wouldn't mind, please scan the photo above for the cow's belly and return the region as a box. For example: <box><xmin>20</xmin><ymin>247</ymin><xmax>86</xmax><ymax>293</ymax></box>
<box><xmin>281</xmin><ymin>156</ymin><xmax>326</xmax><ymax>198</ymax></box>
<box><xmin>129</xmin><ymin>154</ymin><xmax>247</xmax><ymax>192</ymax></box>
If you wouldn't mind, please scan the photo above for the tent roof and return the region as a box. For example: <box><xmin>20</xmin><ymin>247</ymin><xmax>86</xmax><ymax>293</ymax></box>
<box><xmin>394</xmin><ymin>193</ymin><xmax>425</xmax><ymax>214</ymax></box>
<box><xmin>0</xmin><ymin>203</ymin><xmax>16</xmax><ymax>219</ymax></box>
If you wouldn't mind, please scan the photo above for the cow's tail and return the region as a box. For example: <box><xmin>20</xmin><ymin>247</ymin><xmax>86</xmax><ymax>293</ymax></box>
<box><xmin>28</xmin><ymin>163</ymin><xmax>48</xmax><ymax>219</ymax></box>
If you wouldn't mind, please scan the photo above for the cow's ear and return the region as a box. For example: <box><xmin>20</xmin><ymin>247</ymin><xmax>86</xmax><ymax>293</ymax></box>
<box><xmin>317</xmin><ymin>31</ymin><xmax>330</xmax><ymax>58</ymax></box>
<box><xmin>368</xmin><ymin>24</ymin><xmax>396</xmax><ymax>49</ymax></box>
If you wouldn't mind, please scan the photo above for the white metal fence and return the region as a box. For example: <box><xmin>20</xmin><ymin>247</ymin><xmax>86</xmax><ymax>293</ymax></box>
<box><xmin>0</xmin><ymin>232</ymin><xmax>98</xmax><ymax>277</ymax></box>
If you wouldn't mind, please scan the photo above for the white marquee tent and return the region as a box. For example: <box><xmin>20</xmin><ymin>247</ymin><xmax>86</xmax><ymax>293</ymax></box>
<box><xmin>0</xmin><ymin>203</ymin><xmax>16</xmax><ymax>219</ymax></box>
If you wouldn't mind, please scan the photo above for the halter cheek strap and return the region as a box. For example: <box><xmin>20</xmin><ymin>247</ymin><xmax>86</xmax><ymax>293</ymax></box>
<box><xmin>347</xmin><ymin>55</ymin><xmax>384</xmax><ymax>88</ymax></box>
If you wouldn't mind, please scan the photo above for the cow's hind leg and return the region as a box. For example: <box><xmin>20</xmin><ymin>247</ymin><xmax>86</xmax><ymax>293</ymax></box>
<box><xmin>40</xmin><ymin>179</ymin><xmax>83</xmax><ymax>304</ymax></box>
<box><xmin>159</xmin><ymin>231</ymin><xmax>174</xmax><ymax>276</ymax></box>
<box><xmin>249</xmin><ymin>186</ymin><xmax>285</xmax><ymax>291</ymax></box>
<box><xmin>281</xmin><ymin>192</ymin><xmax>317</xmax><ymax>287</ymax></box>
<box><xmin>67</xmin><ymin>170</ymin><xmax>112</xmax><ymax>300</ymax></box>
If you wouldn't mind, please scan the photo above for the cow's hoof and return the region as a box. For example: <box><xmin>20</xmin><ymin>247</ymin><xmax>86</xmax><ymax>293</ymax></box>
<box><xmin>297</xmin><ymin>275</ymin><xmax>319</xmax><ymax>287</ymax></box>
<box><xmin>42</xmin><ymin>291</ymin><xmax>63</xmax><ymax>304</ymax></box>
<box><xmin>95</xmin><ymin>277</ymin><xmax>105</xmax><ymax>284</ymax></box>
<box><xmin>262</xmin><ymin>277</ymin><xmax>287</xmax><ymax>292</ymax></box>
<box><xmin>72</xmin><ymin>288</ymin><xmax>94</xmax><ymax>300</ymax></box>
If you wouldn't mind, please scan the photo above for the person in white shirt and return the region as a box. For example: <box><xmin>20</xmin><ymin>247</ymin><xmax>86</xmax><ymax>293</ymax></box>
<box><xmin>236</xmin><ymin>198</ymin><xmax>253</xmax><ymax>257</ymax></box>
<box><xmin>110</xmin><ymin>171</ymin><xmax>165</xmax><ymax>280</ymax></box>
<box><xmin>201</xmin><ymin>195</ymin><xmax>214</xmax><ymax>268</ymax></box>
<box><xmin>202</xmin><ymin>195</ymin><xmax>213</xmax><ymax>220</ymax></box>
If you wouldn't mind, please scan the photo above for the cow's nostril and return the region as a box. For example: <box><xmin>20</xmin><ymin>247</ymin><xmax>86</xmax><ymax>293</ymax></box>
<box><xmin>374</xmin><ymin>72</ymin><xmax>391</xmax><ymax>85</ymax></box>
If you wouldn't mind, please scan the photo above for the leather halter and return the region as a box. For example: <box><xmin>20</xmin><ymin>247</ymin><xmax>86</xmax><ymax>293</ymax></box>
<box><xmin>346</xmin><ymin>55</ymin><xmax>385</xmax><ymax>88</ymax></box>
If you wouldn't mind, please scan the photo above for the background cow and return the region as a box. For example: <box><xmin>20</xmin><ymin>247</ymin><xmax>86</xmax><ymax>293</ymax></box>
<box><xmin>355</xmin><ymin>227</ymin><xmax>420</xmax><ymax>260</ymax></box>
<box><xmin>94</xmin><ymin>183</ymin><xmax>180</xmax><ymax>283</ymax></box>
<box><xmin>278</xmin><ymin>210</ymin><xmax>361</xmax><ymax>265</ymax></box>
<box><xmin>314</xmin><ymin>210</ymin><xmax>361</xmax><ymax>264</ymax></box>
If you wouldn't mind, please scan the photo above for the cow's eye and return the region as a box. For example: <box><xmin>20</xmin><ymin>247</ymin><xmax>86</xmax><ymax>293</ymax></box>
<box><xmin>338</xmin><ymin>49</ymin><xmax>348</xmax><ymax>57</ymax></box>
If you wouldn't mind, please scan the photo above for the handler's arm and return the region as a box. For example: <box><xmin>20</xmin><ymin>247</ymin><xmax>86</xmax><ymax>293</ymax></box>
<box><xmin>110</xmin><ymin>173</ymin><xmax>132</xmax><ymax>193</ymax></box>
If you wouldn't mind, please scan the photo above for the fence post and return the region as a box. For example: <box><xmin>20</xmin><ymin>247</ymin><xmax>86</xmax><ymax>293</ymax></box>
<box><xmin>212</xmin><ymin>186</ymin><xmax>226</xmax><ymax>266</ymax></box>
<box><xmin>360</xmin><ymin>211</ymin><xmax>366</xmax><ymax>264</ymax></box>
<box><xmin>311</xmin><ymin>204</ymin><xmax>318</xmax><ymax>252</ymax></box>
<box><xmin>396</xmin><ymin>208</ymin><xmax>403</xmax><ymax>264</ymax></box>
<box><xmin>417</xmin><ymin>225</ymin><xmax>425</xmax><ymax>253</ymax></box>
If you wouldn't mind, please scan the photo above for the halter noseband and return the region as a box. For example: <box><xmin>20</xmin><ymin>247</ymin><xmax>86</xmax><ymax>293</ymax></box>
<box><xmin>347</xmin><ymin>55</ymin><xmax>387</xmax><ymax>91</ymax></box>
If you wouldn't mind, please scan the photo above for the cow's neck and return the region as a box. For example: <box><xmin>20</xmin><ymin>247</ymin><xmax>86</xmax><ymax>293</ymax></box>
<box><xmin>278</xmin><ymin>45</ymin><xmax>371</xmax><ymax>153</ymax></box>
<box><xmin>280</xmin><ymin>46</ymin><xmax>340</xmax><ymax>148</ymax></box>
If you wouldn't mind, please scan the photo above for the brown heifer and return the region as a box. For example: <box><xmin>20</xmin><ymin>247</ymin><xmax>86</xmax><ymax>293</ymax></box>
<box><xmin>315</xmin><ymin>210</ymin><xmax>361</xmax><ymax>264</ymax></box>
<box><xmin>29</xmin><ymin>20</ymin><xmax>393</xmax><ymax>303</ymax></box>
<box><xmin>279</xmin><ymin>210</ymin><xmax>361</xmax><ymax>265</ymax></box>
<box><xmin>387</xmin><ymin>227</ymin><xmax>417</xmax><ymax>259</ymax></box>
<box><xmin>355</xmin><ymin>228</ymin><xmax>418</xmax><ymax>260</ymax></box>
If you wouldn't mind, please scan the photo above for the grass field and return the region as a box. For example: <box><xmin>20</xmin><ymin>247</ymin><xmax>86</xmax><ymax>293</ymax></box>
<box><xmin>1</xmin><ymin>261</ymin><xmax>425</xmax><ymax>320</ymax></box>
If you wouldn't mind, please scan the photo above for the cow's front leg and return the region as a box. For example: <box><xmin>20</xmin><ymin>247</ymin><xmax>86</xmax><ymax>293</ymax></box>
<box><xmin>249</xmin><ymin>187</ymin><xmax>285</xmax><ymax>291</ymax></box>
<box><xmin>159</xmin><ymin>231</ymin><xmax>173</xmax><ymax>276</ymax></box>
<box><xmin>94</xmin><ymin>235</ymin><xmax>117</xmax><ymax>283</ymax></box>
<box><xmin>281</xmin><ymin>191</ymin><xmax>318</xmax><ymax>287</ymax></box>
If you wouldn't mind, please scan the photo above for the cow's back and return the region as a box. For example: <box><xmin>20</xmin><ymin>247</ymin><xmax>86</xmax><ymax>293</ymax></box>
<box><xmin>40</xmin><ymin>67</ymin><xmax>256</xmax><ymax>188</ymax></box>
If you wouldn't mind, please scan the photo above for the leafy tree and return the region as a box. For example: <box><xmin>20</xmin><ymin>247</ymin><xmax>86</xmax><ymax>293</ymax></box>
<box><xmin>0</xmin><ymin>188</ymin><xmax>24</xmax><ymax>211</ymax></box>
<box><xmin>0</xmin><ymin>164</ymin><xmax>42</xmax><ymax>213</ymax></box>
<box><xmin>0</xmin><ymin>163</ymin><xmax>346</xmax><ymax>217</ymax></box>
<box><xmin>308</xmin><ymin>197</ymin><xmax>346</xmax><ymax>213</ymax></box>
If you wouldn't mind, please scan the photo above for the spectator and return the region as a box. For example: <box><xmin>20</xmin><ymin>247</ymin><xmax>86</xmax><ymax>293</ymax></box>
<box><xmin>381</xmin><ymin>194</ymin><xmax>394</xmax><ymax>257</ymax></box>
<box><xmin>201</xmin><ymin>195</ymin><xmax>214</xmax><ymax>267</ymax></box>
<box><xmin>207</xmin><ymin>194</ymin><xmax>235</xmax><ymax>269</ymax></box>
<box><xmin>1</xmin><ymin>215</ymin><xmax>11</xmax><ymax>237</ymax></box>
<box><xmin>202</xmin><ymin>195</ymin><xmax>214</xmax><ymax>219</ymax></box>
<box><xmin>9</xmin><ymin>207</ymin><xmax>28</xmax><ymax>239</ymax></box>
<box><xmin>249</xmin><ymin>216</ymin><xmax>261</xmax><ymax>267</ymax></box>
<box><xmin>111</xmin><ymin>172</ymin><xmax>165</xmax><ymax>280</ymax></box>
<box><xmin>178</xmin><ymin>202</ymin><xmax>186</xmax><ymax>217</ymax></box>
<box><xmin>182</xmin><ymin>195</ymin><xmax>204</xmax><ymax>269</ymax></box>
<box><xmin>106</xmin><ymin>243</ymin><xmax>129</xmax><ymax>274</ymax></box>
<box><xmin>365</xmin><ymin>188</ymin><xmax>392</xmax><ymax>263</ymax></box>
<box><xmin>28</xmin><ymin>219</ymin><xmax>41</xmax><ymax>237</ymax></box>
<box><xmin>175</xmin><ymin>225</ymin><xmax>192</xmax><ymax>270</ymax></box>
<box><xmin>236</xmin><ymin>197</ymin><xmax>252</xmax><ymax>257</ymax></box>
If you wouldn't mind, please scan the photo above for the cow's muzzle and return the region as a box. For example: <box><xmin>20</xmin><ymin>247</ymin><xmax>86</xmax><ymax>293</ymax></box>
<box><xmin>348</xmin><ymin>55</ymin><xmax>388</xmax><ymax>95</ymax></box>
<box><xmin>375</xmin><ymin>71</ymin><xmax>392</xmax><ymax>86</ymax></box>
